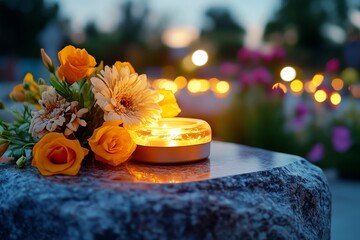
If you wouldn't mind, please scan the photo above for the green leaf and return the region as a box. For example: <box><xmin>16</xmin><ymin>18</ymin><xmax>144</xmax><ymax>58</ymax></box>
<box><xmin>21</xmin><ymin>122</ymin><xmax>30</xmax><ymax>129</ymax></box>
<box><xmin>16</xmin><ymin>156</ymin><xmax>27</xmax><ymax>168</ymax></box>
<box><xmin>10</xmin><ymin>148</ymin><xmax>24</xmax><ymax>159</ymax></box>
<box><xmin>50</xmin><ymin>74</ymin><xmax>73</xmax><ymax>98</ymax></box>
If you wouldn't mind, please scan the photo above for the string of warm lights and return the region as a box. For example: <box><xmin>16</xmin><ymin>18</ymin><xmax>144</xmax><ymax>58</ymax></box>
<box><xmin>151</xmin><ymin>77</ymin><xmax>231</xmax><ymax>98</ymax></box>
<box><xmin>273</xmin><ymin>65</ymin><xmax>359</xmax><ymax>107</ymax></box>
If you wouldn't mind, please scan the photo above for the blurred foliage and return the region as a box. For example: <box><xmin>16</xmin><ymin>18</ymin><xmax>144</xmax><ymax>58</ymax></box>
<box><xmin>220</xmin><ymin>86</ymin><xmax>288</xmax><ymax>152</ymax></box>
<box><xmin>217</xmin><ymin>47</ymin><xmax>289</xmax><ymax>153</ymax></box>
<box><xmin>0</xmin><ymin>0</ymin><xmax>59</xmax><ymax>57</ymax></box>
<box><xmin>264</xmin><ymin>0</ymin><xmax>349</xmax><ymax>68</ymax></box>
<box><xmin>217</xmin><ymin>46</ymin><xmax>360</xmax><ymax>178</ymax></box>
<box><xmin>78</xmin><ymin>1</ymin><xmax>169</xmax><ymax>72</ymax></box>
<box><xmin>200</xmin><ymin>6</ymin><xmax>245</xmax><ymax>61</ymax></box>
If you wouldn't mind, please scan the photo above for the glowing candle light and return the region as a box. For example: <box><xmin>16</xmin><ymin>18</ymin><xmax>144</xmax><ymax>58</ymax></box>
<box><xmin>129</xmin><ymin>118</ymin><xmax>212</xmax><ymax>163</ymax></box>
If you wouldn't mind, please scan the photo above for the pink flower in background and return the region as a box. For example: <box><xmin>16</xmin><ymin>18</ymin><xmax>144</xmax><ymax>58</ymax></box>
<box><xmin>252</xmin><ymin>67</ymin><xmax>273</xmax><ymax>85</ymax></box>
<box><xmin>237</xmin><ymin>48</ymin><xmax>261</xmax><ymax>64</ymax></box>
<box><xmin>325</xmin><ymin>58</ymin><xmax>340</xmax><ymax>73</ymax></box>
<box><xmin>271</xmin><ymin>47</ymin><xmax>286</xmax><ymax>60</ymax></box>
<box><xmin>238</xmin><ymin>72</ymin><xmax>254</xmax><ymax>88</ymax></box>
<box><xmin>295</xmin><ymin>102</ymin><xmax>309</xmax><ymax>118</ymax></box>
<box><xmin>332</xmin><ymin>126</ymin><xmax>352</xmax><ymax>152</ymax></box>
<box><xmin>307</xmin><ymin>143</ymin><xmax>325</xmax><ymax>162</ymax></box>
<box><xmin>262</xmin><ymin>47</ymin><xmax>286</xmax><ymax>62</ymax></box>
<box><xmin>292</xmin><ymin>102</ymin><xmax>310</xmax><ymax>130</ymax></box>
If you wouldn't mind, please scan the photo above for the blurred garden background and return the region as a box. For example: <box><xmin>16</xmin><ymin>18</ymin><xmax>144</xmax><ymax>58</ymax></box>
<box><xmin>2</xmin><ymin>0</ymin><xmax>359</xmax><ymax>178</ymax></box>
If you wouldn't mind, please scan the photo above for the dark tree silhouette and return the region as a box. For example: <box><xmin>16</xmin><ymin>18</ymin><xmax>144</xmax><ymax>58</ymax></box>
<box><xmin>0</xmin><ymin>0</ymin><xmax>59</xmax><ymax>57</ymax></box>
<box><xmin>78</xmin><ymin>0</ymin><xmax>168</xmax><ymax>72</ymax></box>
<box><xmin>264</xmin><ymin>0</ymin><xmax>349</xmax><ymax>68</ymax></box>
<box><xmin>200</xmin><ymin>6</ymin><xmax>245</xmax><ymax>61</ymax></box>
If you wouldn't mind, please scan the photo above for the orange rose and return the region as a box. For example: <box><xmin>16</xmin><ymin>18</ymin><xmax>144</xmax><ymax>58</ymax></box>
<box><xmin>57</xmin><ymin>45</ymin><xmax>96</xmax><ymax>84</ymax></box>
<box><xmin>88</xmin><ymin>124</ymin><xmax>136</xmax><ymax>166</ymax></box>
<box><xmin>32</xmin><ymin>132</ymin><xmax>89</xmax><ymax>176</ymax></box>
<box><xmin>114</xmin><ymin>61</ymin><xmax>135</xmax><ymax>74</ymax></box>
<box><xmin>157</xmin><ymin>89</ymin><xmax>181</xmax><ymax>117</ymax></box>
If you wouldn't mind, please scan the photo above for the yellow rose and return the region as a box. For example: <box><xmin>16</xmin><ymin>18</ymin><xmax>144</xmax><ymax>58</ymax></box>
<box><xmin>114</xmin><ymin>61</ymin><xmax>135</xmax><ymax>74</ymax></box>
<box><xmin>9</xmin><ymin>84</ymin><xmax>26</xmax><ymax>102</ymax></box>
<box><xmin>157</xmin><ymin>89</ymin><xmax>181</xmax><ymax>117</ymax></box>
<box><xmin>10</xmin><ymin>73</ymin><xmax>41</xmax><ymax>107</ymax></box>
<box><xmin>88</xmin><ymin>124</ymin><xmax>136</xmax><ymax>166</ymax></box>
<box><xmin>58</xmin><ymin>45</ymin><xmax>96</xmax><ymax>84</ymax></box>
<box><xmin>23</xmin><ymin>73</ymin><xmax>40</xmax><ymax>99</ymax></box>
<box><xmin>32</xmin><ymin>132</ymin><xmax>89</xmax><ymax>176</ymax></box>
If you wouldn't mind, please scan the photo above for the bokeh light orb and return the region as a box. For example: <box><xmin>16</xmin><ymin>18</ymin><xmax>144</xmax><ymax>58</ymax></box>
<box><xmin>290</xmin><ymin>79</ymin><xmax>303</xmax><ymax>93</ymax></box>
<box><xmin>330</xmin><ymin>92</ymin><xmax>341</xmax><ymax>105</ymax></box>
<box><xmin>174</xmin><ymin>76</ymin><xmax>187</xmax><ymax>90</ymax></box>
<box><xmin>280</xmin><ymin>66</ymin><xmax>296</xmax><ymax>82</ymax></box>
<box><xmin>187</xmin><ymin>79</ymin><xmax>201</xmax><ymax>93</ymax></box>
<box><xmin>314</xmin><ymin>89</ymin><xmax>327</xmax><ymax>103</ymax></box>
<box><xmin>215</xmin><ymin>81</ymin><xmax>230</xmax><ymax>94</ymax></box>
<box><xmin>312</xmin><ymin>74</ymin><xmax>324</xmax><ymax>87</ymax></box>
<box><xmin>162</xmin><ymin>27</ymin><xmax>199</xmax><ymax>48</ymax></box>
<box><xmin>331</xmin><ymin>78</ymin><xmax>344</xmax><ymax>91</ymax></box>
<box><xmin>304</xmin><ymin>81</ymin><xmax>317</xmax><ymax>93</ymax></box>
<box><xmin>192</xmin><ymin>50</ymin><xmax>208</xmax><ymax>66</ymax></box>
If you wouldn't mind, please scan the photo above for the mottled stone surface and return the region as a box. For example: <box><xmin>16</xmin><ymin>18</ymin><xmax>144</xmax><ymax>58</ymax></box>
<box><xmin>0</xmin><ymin>141</ymin><xmax>331</xmax><ymax>240</ymax></box>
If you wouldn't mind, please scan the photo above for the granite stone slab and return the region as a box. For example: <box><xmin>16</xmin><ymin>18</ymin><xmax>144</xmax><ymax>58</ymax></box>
<box><xmin>0</xmin><ymin>141</ymin><xmax>331</xmax><ymax>240</ymax></box>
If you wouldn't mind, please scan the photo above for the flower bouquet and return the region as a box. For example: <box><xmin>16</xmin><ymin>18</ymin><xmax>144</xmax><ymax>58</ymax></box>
<box><xmin>0</xmin><ymin>45</ymin><xmax>181</xmax><ymax>176</ymax></box>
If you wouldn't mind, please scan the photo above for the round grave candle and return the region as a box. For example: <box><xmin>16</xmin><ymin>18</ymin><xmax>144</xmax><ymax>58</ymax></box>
<box><xmin>129</xmin><ymin>118</ymin><xmax>211</xmax><ymax>163</ymax></box>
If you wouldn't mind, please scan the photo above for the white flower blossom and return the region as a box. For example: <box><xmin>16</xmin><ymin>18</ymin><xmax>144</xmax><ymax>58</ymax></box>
<box><xmin>29</xmin><ymin>87</ymin><xmax>88</xmax><ymax>138</ymax></box>
<box><xmin>91</xmin><ymin>65</ymin><xmax>162</xmax><ymax>129</ymax></box>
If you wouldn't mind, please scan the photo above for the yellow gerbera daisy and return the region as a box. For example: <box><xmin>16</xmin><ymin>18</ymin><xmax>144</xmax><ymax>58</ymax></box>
<box><xmin>91</xmin><ymin>65</ymin><xmax>162</xmax><ymax>128</ymax></box>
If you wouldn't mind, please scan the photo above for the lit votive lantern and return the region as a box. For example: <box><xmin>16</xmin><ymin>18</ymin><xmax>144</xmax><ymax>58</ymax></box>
<box><xmin>129</xmin><ymin>118</ymin><xmax>211</xmax><ymax>163</ymax></box>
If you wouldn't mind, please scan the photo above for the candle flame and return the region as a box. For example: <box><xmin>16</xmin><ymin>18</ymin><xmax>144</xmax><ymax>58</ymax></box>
<box><xmin>168</xmin><ymin>128</ymin><xmax>181</xmax><ymax>135</ymax></box>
